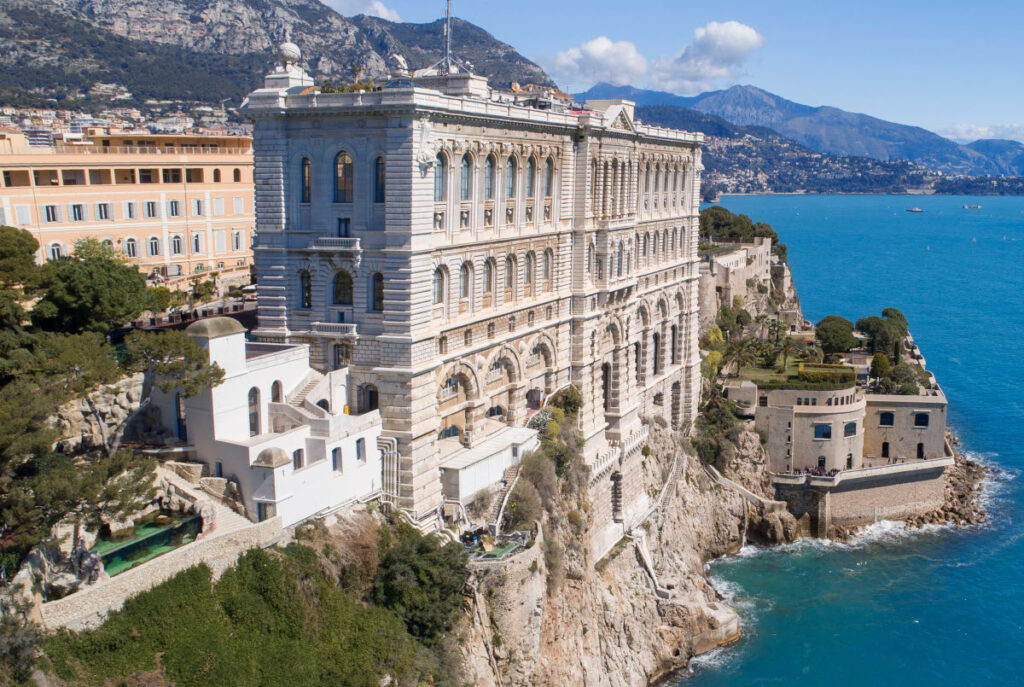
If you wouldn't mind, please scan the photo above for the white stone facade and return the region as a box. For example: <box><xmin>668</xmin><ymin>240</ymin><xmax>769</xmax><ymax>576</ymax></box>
<box><xmin>243</xmin><ymin>52</ymin><xmax>704</xmax><ymax>535</ymax></box>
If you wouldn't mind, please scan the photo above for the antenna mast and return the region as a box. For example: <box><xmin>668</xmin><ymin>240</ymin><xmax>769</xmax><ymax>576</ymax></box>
<box><xmin>442</xmin><ymin>0</ymin><xmax>453</xmax><ymax>75</ymax></box>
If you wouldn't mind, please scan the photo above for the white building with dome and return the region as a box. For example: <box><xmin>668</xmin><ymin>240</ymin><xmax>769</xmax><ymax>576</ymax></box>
<box><xmin>151</xmin><ymin>317</ymin><xmax>384</xmax><ymax>528</ymax></box>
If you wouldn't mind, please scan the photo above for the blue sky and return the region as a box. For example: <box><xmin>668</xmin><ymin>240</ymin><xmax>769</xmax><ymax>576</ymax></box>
<box><xmin>327</xmin><ymin>0</ymin><xmax>1024</xmax><ymax>142</ymax></box>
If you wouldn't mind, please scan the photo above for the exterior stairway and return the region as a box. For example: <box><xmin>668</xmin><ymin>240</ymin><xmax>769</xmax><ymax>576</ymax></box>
<box><xmin>289</xmin><ymin>371</ymin><xmax>324</xmax><ymax>408</ymax></box>
<box><xmin>488</xmin><ymin>465</ymin><xmax>521</xmax><ymax>535</ymax></box>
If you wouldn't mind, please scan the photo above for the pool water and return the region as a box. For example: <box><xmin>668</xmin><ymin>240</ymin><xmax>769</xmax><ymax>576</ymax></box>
<box><xmin>92</xmin><ymin>511</ymin><xmax>202</xmax><ymax>576</ymax></box>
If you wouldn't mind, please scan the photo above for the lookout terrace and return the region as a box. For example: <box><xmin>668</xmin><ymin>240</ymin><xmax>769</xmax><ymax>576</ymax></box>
<box><xmin>242</xmin><ymin>44</ymin><xmax>704</xmax><ymax>558</ymax></box>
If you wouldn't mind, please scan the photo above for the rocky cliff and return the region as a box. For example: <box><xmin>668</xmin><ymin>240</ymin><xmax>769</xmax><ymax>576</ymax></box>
<box><xmin>457</xmin><ymin>422</ymin><xmax>794</xmax><ymax>686</ymax></box>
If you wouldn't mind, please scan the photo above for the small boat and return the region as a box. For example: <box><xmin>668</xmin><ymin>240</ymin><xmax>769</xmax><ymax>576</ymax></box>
<box><xmin>906</xmin><ymin>207</ymin><xmax>924</xmax><ymax>213</ymax></box>
<box><xmin>963</xmin><ymin>204</ymin><xmax>982</xmax><ymax>209</ymax></box>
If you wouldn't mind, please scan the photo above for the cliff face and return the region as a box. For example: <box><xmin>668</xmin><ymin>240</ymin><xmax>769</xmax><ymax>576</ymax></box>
<box><xmin>457</xmin><ymin>423</ymin><xmax>789</xmax><ymax>686</ymax></box>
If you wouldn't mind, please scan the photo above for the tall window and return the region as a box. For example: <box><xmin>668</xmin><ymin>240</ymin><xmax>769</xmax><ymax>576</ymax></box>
<box><xmin>616</xmin><ymin>242</ymin><xmax>624</xmax><ymax>277</ymax></box>
<box><xmin>504</xmin><ymin>256</ymin><xmax>515</xmax><ymax>288</ymax></box>
<box><xmin>543</xmin><ymin>248</ymin><xmax>553</xmax><ymax>281</ymax></box>
<box><xmin>460</xmin><ymin>154</ymin><xmax>472</xmax><ymax>201</ymax></box>
<box><xmin>334</xmin><ymin>152</ymin><xmax>353</xmax><ymax>203</ymax></box>
<box><xmin>371</xmin><ymin>273</ymin><xmax>384</xmax><ymax>312</ymax></box>
<box><xmin>505</xmin><ymin>158</ymin><xmax>517</xmax><ymax>199</ymax></box>
<box><xmin>483</xmin><ymin>259</ymin><xmax>494</xmax><ymax>293</ymax></box>
<box><xmin>460</xmin><ymin>262</ymin><xmax>471</xmax><ymax>299</ymax></box>
<box><xmin>248</xmin><ymin>387</ymin><xmax>260</xmax><ymax>436</ymax></box>
<box><xmin>125</xmin><ymin>238</ymin><xmax>137</xmax><ymax>258</ymax></box>
<box><xmin>485</xmin><ymin>155</ymin><xmax>496</xmax><ymax>200</ymax></box>
<box><xmin>48</xmin><ymin>244</ymin><xmax>62</xmax><ymax>260</ymax></box>
<box><xmin>292</xmin><ymin>449</ymin><xmax>304</xmax><ymax>470</ymax></box>
<box><xmin>433</xmin><ymin>268</ymin><xmax>445</xmax><ymax>305</ymax></box>
<box><xmin>524</xmin><ymin>252</ymin><xmax>534</xmax><ymax>284</ymax></box>
<box><xmin>148</xmin><ymin>237</ymin><xmax>160</xmax><ymax>256</ymax></box>
<box><xmin>192</xmin><ymin>234</ymin><xmax>201</xmax><ymax>254</ymax></box>
<box><xmin>333</xmin><ymin>344</ymin><xmax>349</xmax><ymax>370</ymax></box>
<box><xmin>300</xmin><ymin>157</ymin><xmax>311</xmax><ymax>203</ymax></box>
<box><xmin>526</xmin><ymin>158</ymin><xmax>536</xmax><ymax>198</ymax></box>
<box><xmin>213</xmin><ymin>169</ymin><xmax>221</xmax><ymax>183</ymax></box>
<box><xmin>544</xmin><ymin>157</ymin><xmax>554</xmax><ymax>197</ymax></box>
<box><xmin>644</xmin><ymin>163</ymin><xmax>651</xmax><ymax>193</ymax></box>
<box><xmin>299</xmin><ymin>270</ymin><xmax>312</xmax><ymax>309</ymax></box>
<box><xmin>233</xmin><ymin>168</ymin><xmax>241</xmax><ymax>183</ymax></box>
<box><xmin>271</xmin><ymin>381</ymin><xmax>283</xmax><ymax>403</ymax></box>
<box><xmin>333</xmin><ymin>270</ymin><xmax>353</xmax><ymax>305</ymax></box>
<box><xmin>171</xmin><ymin>235</ymin><xmax>182</xmax><ymax>255</ymax></box>
<box><xmin>374</xmin><ymin>156</ymin><xmax>386</xmax><ymax>203</ymax></box>
<box><xmin>591</xmin><ymin>159</ymin><xmax>598</xmax><ymax>205</ymax></box>
<box><xmin>434</xmin><ymin>153</ymin><xmax>447</xmax><ymax>202</ymax></box>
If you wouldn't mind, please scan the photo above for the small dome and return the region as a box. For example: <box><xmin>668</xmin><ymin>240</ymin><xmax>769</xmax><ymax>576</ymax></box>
<box><xmin>278</xmin><ymin>41</ymin><xmax>301</xmax><ymax>65</ymax></box>
<box><xmin>254</xmin><ymin>447</ymin><xmax>290</xmax><ymax>469</ymax></box>
<box><xmin>185</xmin><ymin>317</ymin><xmax>246</xmax><ymax>340</ymax></box>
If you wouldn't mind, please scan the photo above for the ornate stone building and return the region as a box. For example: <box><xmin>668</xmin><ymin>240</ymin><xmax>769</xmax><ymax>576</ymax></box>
<box><xmin>244</xmin><ymin>47</ymin><xmax>704</xmax><ymax>554</ymax></box>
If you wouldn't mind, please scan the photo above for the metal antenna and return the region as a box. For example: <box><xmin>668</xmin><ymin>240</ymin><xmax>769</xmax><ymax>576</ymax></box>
<box><xmin>442</xmin><ymin>0</ymin><xmax>453</xmax><ymax>75</ymax></box>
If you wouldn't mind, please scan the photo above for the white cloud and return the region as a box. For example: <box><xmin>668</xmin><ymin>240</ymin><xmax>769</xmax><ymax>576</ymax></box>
<box><xmin>939</xmin><ymin>123</ymin><xmax>1024</xmax><ymax>144</ymax></box>
<box><xmin>546</xmin><ymin>36</ymin><xmax>648</xmax><ymax>91</ymax></box>
<box><xmin>651</xmin><ymin>21</ymin><xmax>765</xmax><ymax>94</ymax></box>
<box><xmin>324</xmin><ymin>0</ymin><xmax>401</xmax><ymax>22</ymax></box>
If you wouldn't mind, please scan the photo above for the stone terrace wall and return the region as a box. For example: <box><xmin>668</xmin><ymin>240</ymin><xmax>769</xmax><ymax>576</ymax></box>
<box><xmin>39</xmin><ymin>516</ymin><xmax>283</xmax><ymax>631</ymax></box>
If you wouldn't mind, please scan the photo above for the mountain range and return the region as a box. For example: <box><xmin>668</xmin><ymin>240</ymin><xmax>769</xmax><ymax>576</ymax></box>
<box><xmin>0</xmin><ymin>0</ymin><xmax>551</xmax><ymax>108</ymax></box>
<box><xmin>577</xmin><ymin>83</ymin><xmax>1024</xmax><ymax>177</ymax></box>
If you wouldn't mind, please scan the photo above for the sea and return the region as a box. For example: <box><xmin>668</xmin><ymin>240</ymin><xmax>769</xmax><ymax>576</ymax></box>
<box><xmin>679</xmin><ymin>194</ymin><xmax>1024</xmax><ymax>686</ymax></box>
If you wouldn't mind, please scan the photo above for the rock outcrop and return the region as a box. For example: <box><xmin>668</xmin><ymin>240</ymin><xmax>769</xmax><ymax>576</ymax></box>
<box><xmin>52</xmin><ymin>373</ymin><xmax>167</xmax><ymax>453</ymax></box>
<box><xmin>456</xmin><ymin>422</ymin><xmax>789</xmax><ymax>686</ymax></box>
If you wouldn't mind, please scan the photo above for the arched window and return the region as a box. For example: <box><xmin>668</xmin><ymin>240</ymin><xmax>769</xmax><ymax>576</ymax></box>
<box><xmin>543</xmin><ymin>248</ymin><xmax>553</xmax><ymax>281</ymax></box>
<box><xmin>359</xmin><ymin>385</ymin><xmax>379</xmax><ymax>413</ymax></box>
<box><xmin>299</xmin><ymin>270</ymin><xmax>312</xmax><ymax>309</ymax></box>
<box><xmin>371</xmin><ymin>273</ymin><xmax>384</xmax><ymax>312</ymax></box>
<box><xmin>433</xmin><ymin>267</ymin><xmax>446</xmax><ymax>304</ymax></box>
<box><xmin>172</xmin><ymin>235</ymin><xmax>182</xmax><ymax>255</ymax></box>
<box><xmin>125</xmin><ymin>238</ymin><xmax>137</xmax><ymax>258</ymax></box>
<box><xmin>526</xmin><ymin>158</ymin><xmax>536</xmax><ymax>198</ymax></box>
<box><xmin>544</xmin><ymin>157</ymin><xmax>554</xmax><ymax>197</ymax></box>
<box><xmin>248</xmin><ymin>387</ymin><xmax>260</xmax><ymax>436</ymax></box>
<box><xmin>616</xmin><ymin>241</ymin><xmax>624</xmax><ymax>277</ymax></box>
<box><xmin>525</xmin><ymin>252</ymin><xmax>534</xmax><ymax>285</ymax></box>
<box><xmin>434</xmin><ymin>153</ymin><xmax>447</xmax><ymax>202</ymax></box>
<box><xmin>333</xmin><ymin>270</ymin><xmax>353</xmax><ymax>305</ymax></box>
<box><xmin>591</xmin><ymin>159</ymin><xmax>599</xmax><ymax>203</ymax></box>
<box><xmin>484</xmin><ymin>155</ymin><xmax>496</xmax><ymax>200</ymax></box>
<box><xmin>316</xmin><ymin>399</ymin><xmax>330</xmax><ymax>412</ymax></box>
<box><xmin>233</xmin><ymin>168</ymin><xmax>241</xmax><ymax>183</ymax></box>
<box><xmin>505</xmin><ymin>157</ymin><xmax>517</xmax><ymax>199</ymax></box>
<box><xmin>334</xmin><ymin>152</ymin><xmax>353</xmax><ymax>203</ymax></box>
<box><xmin>271</xmin><ymin>381</ymin><xmax>283</xmax><ymax>403</ymax></box>
<box><xmin>914</xmin><ymin>413</ymin><xmax>929</xmax><ymax>427</ymax></box>
<box><xmin>460</xmin><ymin>262</ymin><xmax>471</xmax><ymax>299</ymax></box>
<box><xmin>300</xmin><ymin>157</ymin><xmax>311</xmax><ymax>203</ymax></box>
<box><xmin>213</xmin><ymin>169</ymin><xmax>221</xmax><ymax>183</ymax></box>
<box><xmin>644</xmin><ymin>163</ymin><xmax>651</xmax><ymax>192</ymax></box>
<box><xmin>587</xmin><ymin>243</ymin><xmax>595</xmax><ymax>275</ymax></box>
<box><xmin>652</xmin><ymin>232</ymin><xmax>659</xmax><ymax>257</ymax></box>
<box><xmin>483</xmin><ymin>259</ymin><xmax>494</xmax><ymax>293</ymax></box>
<box><xmin>48</xmin><ymin>243</ymin><xmax>63</xmax><ymax>260</ymax></box>
<box><xmin>844</xmin><ymin>421</ymin><xmax>857</xmax><ymax>437</ymax></box>
<box><xmin>879</xmin><ymin>412</ymin><xmax>894</xmax><ymax>427</ymax></box>
<box><xmin>504</xmin><ymin>255</ymin><xmax>516</xmax><ymax>289</ymax></box>
<box><xmin>374</xmin><ymin>156</ymin><xmax>386</xmax><ymax>203</ymax></box>
<box><xmin>148</xmin><ymin>237</ymin><xmax>160</xmax><ymax>256</ymax></box>
<box><xmin>460</xmin><ymin>154</ymin><xmax>472</xmax><ymax>201</ymax></box>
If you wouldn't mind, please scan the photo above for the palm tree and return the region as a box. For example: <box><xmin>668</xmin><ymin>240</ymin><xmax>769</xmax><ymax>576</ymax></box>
<box><xmin>723</xmin><ymin>337</ymin><xmax>760</xmax><ymax>377</ymax></box>
<box><xmin>779</xmin><ymin>336</ymin><xmax>795</xmax><ymax>372</ymax></box>
<box><xmin>755</xmin><ymin>314</ymin><xmax>770</xmax><ymax>343</ymax></box>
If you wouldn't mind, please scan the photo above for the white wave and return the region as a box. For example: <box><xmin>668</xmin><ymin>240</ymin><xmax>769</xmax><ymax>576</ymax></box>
<box><xmin>687</xmin><ymin>644</ymin><xmax>736</xmax><ymax>673</ymax></box>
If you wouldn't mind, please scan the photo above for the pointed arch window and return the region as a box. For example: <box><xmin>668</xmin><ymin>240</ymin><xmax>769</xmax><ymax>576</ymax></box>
<box><xmin>434</xmin><ymin>153</ymin><xmax>447</xmax><ymax>202</ymax></box>
<box><xmin>460</xmin><ymin>154</ymin><xmax>472</xmax><ymax>201</ymax></box>
<box><xmin>333</xmin><ymin>270</ymin><xmax>353</xmax><ymax>305</ymax></box>
<box><xmin>334</xmin><ymin>152</ymin><xmax>353</xmax><ymax>203</ymax></box>
<box><xmin>248</xmin><ymin>387</ymin><xmax>260</xmax><ymax>436</ymax></box>
<box><xmin>484</xmin><ymin>155</ymin><xmax>496</xmax><ymax>200</ymax></box>
<box><xmin>299</xmin><ymin>270</ymin><xmax>312</xmax><ymax>309</ymax></box>
<box><xmin>374</xmin><ymin>156</ymin><xmax>386</xmax><ymax>203</ymax></box>
<box><xmin>505</xmin><ymin>157</ymin><xmax>517</xmax><ymax>199</ymax></box>
<box><xmin>544</xmin><ymin>157</ymin><xmax>554</xmax><ymax>197</ymax></box>
<box><xmin>300</xmin><ymin>157</ymin><xmax>311</xmax><ymax>203</ymax></box>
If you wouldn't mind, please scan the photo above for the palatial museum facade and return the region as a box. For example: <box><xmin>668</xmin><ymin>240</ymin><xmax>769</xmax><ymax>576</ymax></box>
<box><xmin>243</xmin><ymin>47</ymin><xmax>704</xmax><ymax>552</ymax></box>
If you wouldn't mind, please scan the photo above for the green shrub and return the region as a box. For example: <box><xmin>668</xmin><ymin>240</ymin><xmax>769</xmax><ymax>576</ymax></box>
<box><xmin>553</xmin><ymin>385</ymin><xmax>581</xmax><ymax>416</ymax></box>
<box><xmin>504</xmin><ymin>480</ymin><xmax>543</xmax><ymax>531</ymax></box>
<box><xmin>520</xmin><ymin>451</ymin><xmax>558</xmax><ymax>508</ymax></box>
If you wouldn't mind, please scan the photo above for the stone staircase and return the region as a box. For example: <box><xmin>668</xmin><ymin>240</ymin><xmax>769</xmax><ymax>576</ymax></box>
<box><xmin>488</xmin><ymin>465</ymin><xmax>521</xmax><ymax>534</ymax></box>
<box><xmin>289</xmin><ymin>371</ymin><xmax>324</xmax><ymax>408</ymax></box>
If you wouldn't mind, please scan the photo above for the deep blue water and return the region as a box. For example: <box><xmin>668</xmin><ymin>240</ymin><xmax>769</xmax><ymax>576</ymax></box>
<box><xmin>682</xmin><ymin>195</ymin><xmax>1024</xmax><ymax>686</ymax></box>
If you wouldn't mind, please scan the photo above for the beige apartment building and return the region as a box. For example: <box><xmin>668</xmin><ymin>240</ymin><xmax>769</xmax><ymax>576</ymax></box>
<box><xmin>0</xmin><ymin>130</ymin><xmax>255</xmax><ymax>289</ymax></box>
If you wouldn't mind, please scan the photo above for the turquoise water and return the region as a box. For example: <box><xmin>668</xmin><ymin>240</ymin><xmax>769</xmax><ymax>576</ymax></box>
<box><xmin>682</xmin><ymin>195</ymin><xmax>1024</xmax><ymax>686</ymax></box>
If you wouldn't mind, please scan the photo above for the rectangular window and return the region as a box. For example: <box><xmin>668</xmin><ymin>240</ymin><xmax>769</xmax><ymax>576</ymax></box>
<box><xmin>96</xmin><ymin>203</ymin><xmax>110</xmax><ymax>220</ymax></box>
<box><xmin>15</xmin><ymin>206</ymin><xmax>31</xmax><ymax>225</ymax></box>
<box><xmin>168</xmin><ymin>200</ymin><xmax>181</xmax><ymax>217</ymax></box>
<box><xmin>138</xmin><ymin>169</ymin><xmax>156</xmax><ymax>184</ymax></box>
<box><xmin>125</xmin><ymin>202</ymin><xmax>136</xmax><ymax>219</ymax></box>
<box><xmin>356</xmin><ymin>438</ymin><xmax>366</xmax><ymax>463</ymax></box>
<box><xmin>192</xmin><ymin>199</ymin><xmax>203</xmax><ymax>216</ymax></box>
<box><xmin>44</xmin><ymin>205</ymin><xmax>59</xmax><ymax>223</ymax></box>
<box><xmin>232</xmin><ymin>231</ymin><xmax>241</xmax><ymax>251</ymax></box>
<box><xmin>70</xmin><ymin>204</ymin><xmax>84</xmax><ymax>221</ymax></box>
<box><xmin>292</xmin><ymin>449</ymin><xmax>304</xmax><ymax>470</ymax></box>
<box><xmin>213</xmin><ymin>198</ymin><xmax>224</xmax><ymax>216</ymax></box>
<box><xmin>232</xmin><ymin>197</ymin><xmax>244</xmax><ymax>215</ymax></box>
<box><xmin>185</xmin><ymin>168</ymin><xmax>203</xmax><ymax>183</ymax></box>
<box><xmin>814</xmin><ymin>424</ymin><xmax>832</xmax><ymax>440</ymax></box>
<box><xmin>337</xmin><ymin>218</ymin><xmax>350</xmax><ymax>237</ymax></box>
<box><xmin>162</xmin><ymin>168</ymin><xmax>182</xmax><ymax>184</ymax></box>
<box><xmin>145</xmin><ymin>201</ymin><xmax>158</xmax><ymax>218</ymax></box>
<box><xmin>332</xmin><ymin>447</ymin><xmax>342</xmax><ymax>473</ymax></box>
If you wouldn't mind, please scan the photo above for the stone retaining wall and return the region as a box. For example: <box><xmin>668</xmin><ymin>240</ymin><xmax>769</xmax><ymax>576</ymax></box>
<box><xmin>39</xmin><ymin>516</ymin><xmax>283</xmax><ymax>631</ymax></box>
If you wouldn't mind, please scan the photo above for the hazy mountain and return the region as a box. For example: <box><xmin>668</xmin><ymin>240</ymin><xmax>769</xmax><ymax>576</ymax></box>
<box><xmin>964</xmin><ymin>139</ymin><xmax>1024</xmax><ymax>176</ymax></box>
<box><xmin>578</xmin><ymin>83</ymin><xmax>1009</xmax><ymax>176</ymax></box>
<box><xmin>0</xmin><ymin>0</ymin><xmax>552</xmax><ymax>107</ymax></box>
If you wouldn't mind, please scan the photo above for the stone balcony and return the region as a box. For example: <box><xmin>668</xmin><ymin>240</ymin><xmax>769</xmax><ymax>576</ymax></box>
<box><xmin>311</xmin><ymin>322</ymin><xmax>358</xmax><ymax>337</ymax></box>
<box><xmin>307</xmin><ymin>237</ymin><xmax>361</xmax><ymax>252</ymax></box>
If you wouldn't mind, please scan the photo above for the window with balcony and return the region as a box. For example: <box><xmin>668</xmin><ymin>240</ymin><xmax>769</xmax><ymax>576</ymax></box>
<box><xmin>334</xmin><ymin>152</ymin><xmax>353</xmax><ymax>203</ymax></box>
